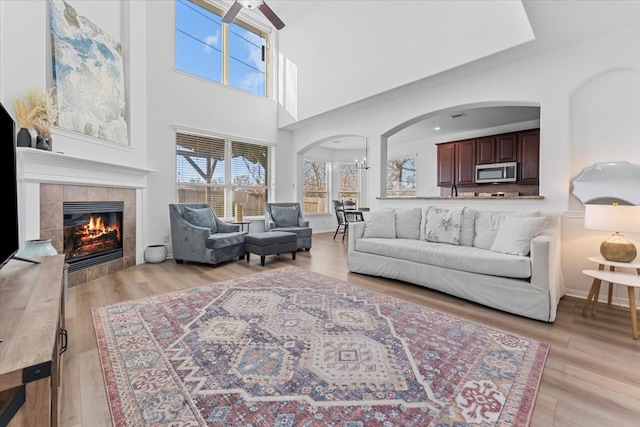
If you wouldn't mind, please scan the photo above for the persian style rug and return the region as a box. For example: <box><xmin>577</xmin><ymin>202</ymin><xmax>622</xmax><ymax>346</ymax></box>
<box><xmin>93</xmin><ymin>267</ymin><xmax>549</xmax><ymax>426</ymax></box>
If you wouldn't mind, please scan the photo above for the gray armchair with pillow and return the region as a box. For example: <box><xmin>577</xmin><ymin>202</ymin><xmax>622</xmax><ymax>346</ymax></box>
<box><xmin>169</xmin><ymin>203</ymin><xmax>246</xmax><ymax>266</ymax></box>
<box><xmin>264</xmin><ymin>202</ymin><xmax>312</xmax><ymax>251</ymax></box>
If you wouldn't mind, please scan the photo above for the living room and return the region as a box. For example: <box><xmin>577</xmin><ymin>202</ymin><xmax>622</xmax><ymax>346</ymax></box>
<box><xmin>1</xmin><ymin>0</ymin><xmax>639</xmax><ymax>426</ymax></box>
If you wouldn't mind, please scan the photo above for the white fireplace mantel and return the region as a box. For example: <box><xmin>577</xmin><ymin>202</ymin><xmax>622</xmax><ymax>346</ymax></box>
<box><xmin>17</xmin><ymin>147</ymin><xmax>156</xmax><ymax>188</ymax></box>
<box><xmin>16</xmin><ymin>148</ymin><xmax>157</xmax><ymax>263</ymax></box>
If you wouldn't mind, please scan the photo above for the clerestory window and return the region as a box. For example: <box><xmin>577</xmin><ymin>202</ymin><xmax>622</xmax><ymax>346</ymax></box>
<box><xmin>175</xmin><ymin>0</ymin><xmax>269</xmax><ymax>97</ymax></box>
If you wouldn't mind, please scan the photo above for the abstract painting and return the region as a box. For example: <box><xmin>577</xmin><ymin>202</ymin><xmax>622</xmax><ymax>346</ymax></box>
<box><xmin>49</xmin><ymin>0</ymin><xmax>128</xmax><ymax>145</ymax></box>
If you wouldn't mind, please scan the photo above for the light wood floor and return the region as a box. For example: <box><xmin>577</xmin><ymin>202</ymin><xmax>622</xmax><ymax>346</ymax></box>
<box><xmin>59</xmin><ymin>232</ymin><xmax>640</xmax><ymax>427</ymax></box>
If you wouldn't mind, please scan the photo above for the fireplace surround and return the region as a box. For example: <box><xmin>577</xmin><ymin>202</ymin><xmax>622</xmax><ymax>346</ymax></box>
<box><xmin>17</xmin><ymin>148</ymin><xmax>153</xmax><ymax>287</ymax></box>
<box><xmin>40</xmin><ymin>184</ymin><xmax>136</xmax><ymax>286</ymax></box>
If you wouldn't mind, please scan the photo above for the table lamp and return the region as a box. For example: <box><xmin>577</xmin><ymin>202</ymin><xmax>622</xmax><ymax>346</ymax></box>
<box><xmin>232</xmin><ymin>191</ymin><xmax>249</xmax><ymax>223</ymax></box>
<box><xmin>584</xmin><ymin>203</ymin><xmax>640</xmax><ymax>262</ymax></box>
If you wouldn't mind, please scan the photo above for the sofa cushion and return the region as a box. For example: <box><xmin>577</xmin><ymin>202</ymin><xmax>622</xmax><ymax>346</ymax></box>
<box><xmin>423</xmin><ymin>206</ymin><xmax>464</xmax><ymax>245</ymax></box>
<box><xmin>490</xmin><ymin>216</ymin><xmax>549</xmax><ymax>256</ymax></box>
<box><xmin>473</xmin><ymin>211</ymin><xmax>540</xmax><ymax>250</ymax></box>
<box><xmin>356</xmin><ymin>238</ymin><xmax>532</xmax><ymax>279</ymax></box>
<box><xmin>395</xmin><ymin>208</ymin><xmax>421</xmax><ymax>240</ymax></box>
<box><xmin>363</xmin><ymin>209</ymin><xmax>396</xmax><ymax>238</ymax></box>
<box><xmin>183</xmin><ymin>206</ymin><xmax>217</xmax><ymax>233</ymax></box>
<box><xmin>271</xmin><ymin>205</ymin><xmax>300</xmax><ymax>227</ymax></box>
<box><xmin>459</xmin><ymin>207</ymin><xmax>477</xmax><ymax>247</ymax></box>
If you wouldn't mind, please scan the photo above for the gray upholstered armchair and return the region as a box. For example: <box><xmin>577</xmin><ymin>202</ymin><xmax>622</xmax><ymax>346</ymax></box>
<box><xmin>264</xmin><ymin>202</ymin><xmax>312</xmax><ymax>251</ymax></box>
<box><xmin>169</xmin><ymin>203</ymin><xmax>246</xmax><ymax>266</ymax></box>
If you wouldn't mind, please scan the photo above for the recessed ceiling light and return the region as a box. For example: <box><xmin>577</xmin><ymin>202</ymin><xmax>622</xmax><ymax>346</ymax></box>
<box><xmin>434</xmin><ymin>126</ymin><xmax>441</xmax><ymax>131</ymax></box>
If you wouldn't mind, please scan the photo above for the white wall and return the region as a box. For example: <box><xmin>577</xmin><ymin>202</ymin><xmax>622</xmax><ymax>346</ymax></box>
<box><xmin>144</xmin><ymin>1</ymin><xmax>282</xmax><ymax>249</ymax></box>
<box><xmin>563</xmin><ymin>67</ymin><xmax>640</xmax><ymax>300</ymax></box>
<box><xmin>277</xmin><ymin>0</ymin><xmax>533</xmax><ymax>125</ymax></box>
<box><xmin>286</xmin><ymin>23</ymin><xmax>640</xmax><ymax>299</ymax></box>
<box><xmin>0</xmin><ymin>0</ymin><xmax>148</xmax><ymax>168</ymax></box>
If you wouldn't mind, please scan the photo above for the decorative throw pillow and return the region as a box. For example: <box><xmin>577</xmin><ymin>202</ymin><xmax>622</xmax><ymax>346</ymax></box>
<box><xmin>395</xmin><ymin>208</ymin><xmax>422</xmax><ymax>240</ymax></box>
<box><xmin>183</xmin><ymin>206</ymin><xmax>217</xmax><ymax>233</ymax></box>
<box><xmin>459</xmin><ymin>207</ymin><xmax>477</xmax><ymax>247</ymax></box>
<box><xmin>424</xmin><ymin>206</ymin><xmax>464</xmax><ymax>245</ymax></box>
<box><xmin>473</xmin><ymin>211</ymin><xmax>540</xmax><ymax>250</ymax></box>
<box><xmin>490</xmin><ymin>216</ymin><xmax>549</xmax><ymax>256</ymax></box>
<box><xmin>363</xmin><ymin>209</ymin><xmax>396</xmax><ymax>239</ymax></box>
<box><xmin>271</xmin><ymin>205</ymin><xmax>300</xmax><ymax>227</ymax></box>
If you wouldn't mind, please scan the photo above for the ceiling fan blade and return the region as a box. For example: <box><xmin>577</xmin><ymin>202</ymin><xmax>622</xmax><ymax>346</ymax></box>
<box><xmin>222</xmin><ymin>1</ymin><xmax>243</xmax><ymax>24</ymax></box>
<box><xmin>258</xmin><ymin>2</ymin><xmax>285</xmax><ymax>30</ymax></box>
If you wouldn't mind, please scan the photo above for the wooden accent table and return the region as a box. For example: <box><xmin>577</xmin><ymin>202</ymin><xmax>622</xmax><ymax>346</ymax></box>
<box><xmin>0</xmin><ymin>255</ymin><xmax>66</xmax><ymax>426</ymax></box>
<box><xmin>582</xmin><ymin>256</ymin><xmax>640</xmax><ymax>339</ymax></box>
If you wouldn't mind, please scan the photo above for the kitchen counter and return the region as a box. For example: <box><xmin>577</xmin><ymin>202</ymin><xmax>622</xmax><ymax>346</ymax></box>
<box><xmin>378</xmin><ymin>196</ymin><xmax>545</xmax><ymax>200</ymax></box>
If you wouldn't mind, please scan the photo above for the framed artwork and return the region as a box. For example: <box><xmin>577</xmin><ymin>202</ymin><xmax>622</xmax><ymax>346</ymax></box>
<box><xmin>49</xmin><ymin>0</ymin><xmax>128</xmax><ymax>145</ymax></box>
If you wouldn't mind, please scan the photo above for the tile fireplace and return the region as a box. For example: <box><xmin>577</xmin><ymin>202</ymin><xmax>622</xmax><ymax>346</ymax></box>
<box><xmin>17</xmin><ymin>147</ymin><xmax>153</xmax><ymax>287</ymax></box>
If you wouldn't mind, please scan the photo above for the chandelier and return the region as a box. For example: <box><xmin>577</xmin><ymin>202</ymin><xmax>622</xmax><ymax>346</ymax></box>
<box><xmin>355</xmin><ymin>137</ymin><xmax>370</xmax><ymax>170</ymax></box>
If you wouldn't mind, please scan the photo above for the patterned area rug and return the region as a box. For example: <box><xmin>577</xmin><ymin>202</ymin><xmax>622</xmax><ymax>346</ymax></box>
<box><xmin>93</xmin><ymin>267</ymin><xmax>548</xmax><ymax>426</ymax></box>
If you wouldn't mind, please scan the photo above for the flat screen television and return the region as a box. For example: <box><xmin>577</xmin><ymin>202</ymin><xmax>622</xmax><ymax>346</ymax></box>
<box><xmin>0</xmin><ymin>102</ymin><xmax>21</xmax><ymax>269</ymax></box>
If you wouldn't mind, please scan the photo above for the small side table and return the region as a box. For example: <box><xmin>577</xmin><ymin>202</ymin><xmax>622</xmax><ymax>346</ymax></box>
<box><xmin>231</xmin><ymin>221</ymin><xmax>251</xmax><ymax>233</ymax></box>
<box><xmin>582</xmin><ymin>257</ymin><xmax>640</xmax><ymax>339</ymax></box>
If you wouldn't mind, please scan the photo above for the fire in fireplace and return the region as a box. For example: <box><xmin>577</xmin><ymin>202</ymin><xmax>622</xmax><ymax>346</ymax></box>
<box><xmin>63</xmin><ymin>201</ymin><xmax>124</xmax><ymax>272</ymax></box>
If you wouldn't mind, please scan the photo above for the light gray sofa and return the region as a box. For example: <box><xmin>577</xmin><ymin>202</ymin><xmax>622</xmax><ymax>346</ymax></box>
<box><xmin>348</xmin><ymin>207</ymin><xmax>565</xmax><ymax>322</ymax></box>
<box><xmin>169</xmin><ymin>203</ymin><xmax>246</xmax><ymax>266</ymax></box>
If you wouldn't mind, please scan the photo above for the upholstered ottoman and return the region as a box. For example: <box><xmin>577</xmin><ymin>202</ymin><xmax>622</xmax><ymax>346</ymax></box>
<box><xmin>244</xmin><ymin>231</ymin><xmax>297</xmax><ymax>266</ymax></box>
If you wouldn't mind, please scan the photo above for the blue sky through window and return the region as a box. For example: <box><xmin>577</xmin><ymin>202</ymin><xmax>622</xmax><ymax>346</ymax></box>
<box><xmin>175</xmin><ymin>0</ymin><xmax>266</xmax><ymax>96</ymax></box>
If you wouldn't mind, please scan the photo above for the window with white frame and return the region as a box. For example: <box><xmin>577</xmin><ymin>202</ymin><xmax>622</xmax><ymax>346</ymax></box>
<box><xmin>386</xmin><ymin>154</ymin><xmax>416</xmax><ymax>197</ymax></box>
<box><xmin>338</xmin><ymin>162</ymin><xmax>359</xmax><ymax>206</ymax></box>
<box><xmin>175</xmin><ymin>0</ymin><xmax>269</xmax><ymax>97</ymax></box>
<box><xmin>176</xmin><ymin>132</ymin><xmax>271</xmax><ymax>218</ymax></box>
<box><xmin>303</xmin><ymin>159</ymin><xmax>329</xmax><ymax>214</ymax></box>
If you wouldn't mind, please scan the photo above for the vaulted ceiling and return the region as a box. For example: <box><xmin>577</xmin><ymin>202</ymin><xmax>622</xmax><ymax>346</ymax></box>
<box><xmin>258</xmin><ymin>0</ymin><xmax>640</xmax><ymax>129</ymax></box>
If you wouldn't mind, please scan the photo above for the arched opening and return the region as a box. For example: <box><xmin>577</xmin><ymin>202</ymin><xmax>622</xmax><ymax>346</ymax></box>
<box><xmin>296</xmin><ymin>134</ymin><xmax>370</xmax><ymax>214</ymax></box>
<box><xmin>379</xmin><ymin>101</ymin><xmax>541</xmax><ymax>197</ymax></box>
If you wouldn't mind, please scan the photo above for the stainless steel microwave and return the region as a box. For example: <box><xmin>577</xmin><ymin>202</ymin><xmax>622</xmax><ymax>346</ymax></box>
<box><xmin>475</xmin><ymin>162</ymin><xmax>517</xmax><ymax>183</ymax></box>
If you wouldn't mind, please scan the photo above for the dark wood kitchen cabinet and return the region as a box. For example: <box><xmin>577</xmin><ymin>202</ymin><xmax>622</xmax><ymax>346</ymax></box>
<box><xmin>476</xmin><ymin>137</ymin><xmax>496</xmax><ymax>164</ymax></box>
<box><xmin>436</xmin><ymin>128</ymin><xmax>539</xmax><ymax>188</ymax></box>
<box><xmin>518</xmin><ymin>129</ymin><xmax>540</xmax><ymax>184</ymax></box>
<box><xmin>476</xmin><ymin>133</ymin><xmax>518</xmax><ymax>164</ymax></box>
<box><xmin>496</xmin><ymin>133</ymin><xmax>518</xmax><ymax>163</ymax></box>
<box><xmin>456</xmin><ymin>140</ymin><xmax>476</xmax><ymax>185</ymax></box>
<box><xmin>437</xmin><ymin>140</ymin><xmax>476</xmax><ymax>187</ymax></box>
<box><xmin>436</xmin><ymin>142</ymin><xmax>455</xmax><ymax>187</ymax></box>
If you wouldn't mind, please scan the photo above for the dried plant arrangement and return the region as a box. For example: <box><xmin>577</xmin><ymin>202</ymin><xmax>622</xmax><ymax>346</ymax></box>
<box><xmin>28</xmin><ymin>87</ymin><xmax>57</xmax><ymax>138</ymax></box>
<box><xmin>13</xmin><ymin>99</ymin><xmax>34</xmax><ymax>129</ymax></box>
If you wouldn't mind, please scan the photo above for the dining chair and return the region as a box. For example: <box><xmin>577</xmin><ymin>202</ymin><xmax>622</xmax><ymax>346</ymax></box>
<box><xmin>332</xmin><ymin>200</ymin><xmax>348</xmax><ymax>241</ymax></box>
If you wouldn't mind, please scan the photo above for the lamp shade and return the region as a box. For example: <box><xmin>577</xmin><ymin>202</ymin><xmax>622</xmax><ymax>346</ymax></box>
<box><xmin>584</xmin><ymin>204</ymin><xmax>640</xmax><ymax>233</ymax></box>
<box><xmin>231</xmin><ymin>191</ymin><xmax>249</xmax><ymax>204</ymax></box>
